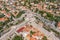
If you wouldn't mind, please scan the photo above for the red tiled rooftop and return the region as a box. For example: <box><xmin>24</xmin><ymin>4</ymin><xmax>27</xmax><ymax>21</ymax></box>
<box><xmin>57</xmin><ymin>22</ymin><xmax>60</xmax><ymax>27</ymax></box>
<box><xmin>0</xmin><ymin>17</ymin><xmax>5</xmax><ymax>21</ymax></box>
<box><xmin>6</xmin><ymin>13</ymin><xmax>11</xmax><ymax>17</ymax></box>
<box><xmin>17</xmin><ymin>27</ymin><xmax>25</xmax><ymax>33</ymax></box>
<box><xmin>0</xmin><ymin>17</ymin><xmax>8</xmax><ymax>21</ymax></box>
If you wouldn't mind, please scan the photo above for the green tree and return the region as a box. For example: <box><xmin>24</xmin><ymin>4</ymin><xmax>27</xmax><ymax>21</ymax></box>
<box><xmin>0</xmin><ymin>14</ymin><xmax>5</xmax><ymax>18</ymax></box>
<box><xmin>12</xmin><ymin>35</ymin><xmax>23</xmax><ymax>40</ymax></box>
<box><xmin>42</xmin><ymin>36</ymin><xmax>47</xmax><ymax>40</ymax></box>
<box><xmin>0</xmin><ymin>22</ymin><xmax>4</xmax><ymax>26</ymax></box>
<box><xmin>16</xmin><ymin>11</ymin><xmax>25</xmax><ymax>18</ymax></box>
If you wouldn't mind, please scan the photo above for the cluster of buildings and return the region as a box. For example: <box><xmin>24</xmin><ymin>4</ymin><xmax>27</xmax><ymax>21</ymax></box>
<box><xmin>0</xmin><ymin>0</ymin><xmax>60</xmax><ymax>40</ymax></box>
<box><xmin>0</xmin><ymin>0</ymin><xmax>26</xmax><ymax>37</ymax></box>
